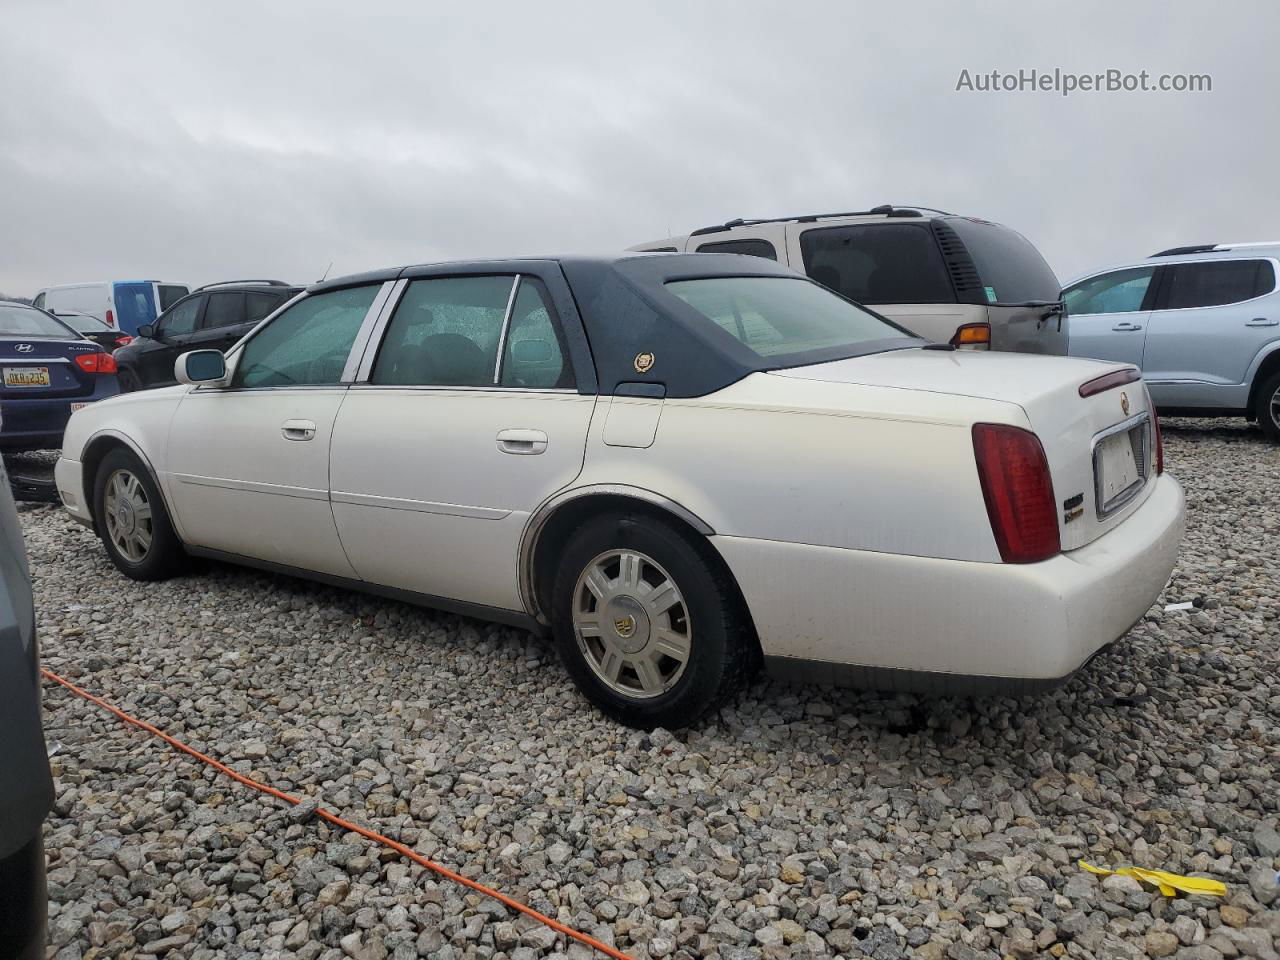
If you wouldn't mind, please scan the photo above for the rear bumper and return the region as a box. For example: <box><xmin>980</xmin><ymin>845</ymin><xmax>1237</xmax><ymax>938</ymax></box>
<box><xmin>713</xmin><ymin>474</ymin><xmax>1185</xmax><ymax>691</ymax></box>
<box><xmin>0</xmin><ymin>381</ymin><xmax>119</xmax><ymax>450</ymax></box>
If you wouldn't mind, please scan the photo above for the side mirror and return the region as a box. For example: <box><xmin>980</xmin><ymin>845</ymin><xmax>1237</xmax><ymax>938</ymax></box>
<box><xmin>175</xmin><ymin>350</ymin><xmax>227</xmax><ymax>386</ymax></box>
<box><xmin>136</xmin><ymin>323</ymin><xmax>156</xmax><ymax>339</ymax></box>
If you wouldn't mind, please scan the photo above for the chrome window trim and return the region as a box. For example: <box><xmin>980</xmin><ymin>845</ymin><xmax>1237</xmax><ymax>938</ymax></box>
<box><xmin>341</xmin><ymin>281</ymin><xmax>400</xmax><ymax>383</ymax></box>
<box><xmin>353</xmin><ymin>279</ymin><xmax>408</xmax><ymax>382</ymax></box>
<box><xmin>345</xmin><ymin>384</ymin><xmax>579</xmax><ymax>395</ymax></box>
<box><xmin>1090</xmin><ymin>411</ymin><xmax>1151</xmax><ymax>520</ymax></box>
<box><xmin>492</xmin><ymin>275</ymin><xmax>521</xmax><ymax>384</ymax></box>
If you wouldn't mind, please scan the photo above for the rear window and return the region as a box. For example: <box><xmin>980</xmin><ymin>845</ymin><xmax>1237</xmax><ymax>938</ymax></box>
<box><xmin>158</xmin><ymin>285</ymin><xmax>189</xmax><ymax>311</ymax></box>
<box><xmin>63</xmin><ymin>313</ymin><xmax>111</xmax><ymax>333</ymax></box>
<box><xmin>799</xmin><ymin>223</ymin><xmax>954</xmax><ymax>305</ymax></box>
<box><xmin>942</xmin><ymin>218</ymin><xmax>1060</xmax><ymax>304</ymax></box>
<box><xmin>0</xmin><ymin>306</ymin><xmax>76</xmax><ymax>338</ymax></box>
<box><xmin>695</xmin><ymin>238</ymin><xmax>778</xmax><ymax>261</ymax></box>
<box><xmin>665</xmin><ymin>276</ymin><xmax>907</xmax><ymax>360</ymax></box>
<box><xmin>1163</xmin><ymin>259</ymin><xmax>1275</xmax><ymax>309</ymax></box>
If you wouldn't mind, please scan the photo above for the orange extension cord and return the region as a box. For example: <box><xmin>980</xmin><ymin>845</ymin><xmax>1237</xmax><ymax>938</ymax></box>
<box><xmin>41</xmin><ymin>668</ymin><xmax>634</xmax><ymax>960</ymax></box>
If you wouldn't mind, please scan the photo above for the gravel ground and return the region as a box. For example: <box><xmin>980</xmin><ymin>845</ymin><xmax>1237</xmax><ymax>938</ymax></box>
<box><xmin>20</xmin><ymin>420</ymin><xmax>1280</xmax><ymax>960</ymax></box>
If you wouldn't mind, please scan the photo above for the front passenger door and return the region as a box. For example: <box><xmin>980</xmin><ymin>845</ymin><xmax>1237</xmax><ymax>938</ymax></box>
<box><xmin>139</xmin><ymin>294</ymin><xmax>205</xmax><ymax>386</ymax></box>
<box><xmin>165</xmin><ymin>283</ymin><xmax>386</xmax><ymax>576</ymax></box>
<box><xmin>1064</xmin><ymin>265</ymin><xmax>1157</xmax><ymax>367</ymax></box>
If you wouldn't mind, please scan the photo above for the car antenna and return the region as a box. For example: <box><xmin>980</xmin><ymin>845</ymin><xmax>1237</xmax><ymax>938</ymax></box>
<box><xmin>319</xmin><ymin>261</ymin><xmax>333</xmax><ymax>283</ymax></box>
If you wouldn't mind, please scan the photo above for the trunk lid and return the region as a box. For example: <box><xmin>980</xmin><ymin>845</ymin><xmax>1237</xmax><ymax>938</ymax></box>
<box><xmin>771</xmin><ymin>348</ymin><xmax>1158</xmax><ymax>550</ymax></box>
<box><xmin>0</xmin><ymin>337</ymin><xmax>102</xmax><ymax>399</ymax></box>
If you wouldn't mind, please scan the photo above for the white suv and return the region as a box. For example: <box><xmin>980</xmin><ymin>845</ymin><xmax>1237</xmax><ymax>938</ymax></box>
<box><xmin>1064</xmin><ymin>242</ymin><xmax>1280</xmax><ymax>442</ymax></box>
<box><xmin>630</xmin><ymin>205</ymin><xmax>1067</xmax><ymax>355</ymax></box>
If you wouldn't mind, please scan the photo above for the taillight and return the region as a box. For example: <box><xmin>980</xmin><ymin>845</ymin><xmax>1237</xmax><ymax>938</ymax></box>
<box><xmin>105</xmin><ymin>309</ymin><xmax>116</xmax><ymax>328</ymax></box>
<box><xmin>972</xmin><ymin>423</ymin><xmax>1060</xmax><ymax>564</ymax></box>
<box><xmin>74</xmin><ymin>352</ymin><xmax>118</xmax><ymax>374</ymax></box>
<box><xmin>950</xmin><ymin>322</ymin><xmax>991</xmax><ymax>350</ymax></box>
<box><xmin>115</xmin><ymin>335</ymin><xmax>133</xmax><ymax>348</ymax></box>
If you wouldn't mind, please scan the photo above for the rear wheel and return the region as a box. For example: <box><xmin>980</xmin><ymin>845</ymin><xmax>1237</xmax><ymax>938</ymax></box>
<box><xmin>93</xmin><ymin>448</ymin><xmax>188</xmax><ymax>580</ymax></box>
<box><xmin>551</xmin><ymin>513</ymin><xmax>752</xmax><ymax>729</ymax></box>
<box><xmin>1255</xmin><ymin>370</ymin><xmax>1280</xmax><ymax>443</ymax></box>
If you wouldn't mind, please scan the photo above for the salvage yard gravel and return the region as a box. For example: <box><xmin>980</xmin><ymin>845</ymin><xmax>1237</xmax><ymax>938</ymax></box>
<box><xmin>24</xmin><ymin>420</ymin><xmax>1280</xmax><ymax>960</ymax></box>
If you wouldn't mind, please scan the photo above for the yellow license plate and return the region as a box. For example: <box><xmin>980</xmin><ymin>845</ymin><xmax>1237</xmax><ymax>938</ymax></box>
<box><xmin>3</xmin><ymin>366</ymin><xmax>51</xmax><ymax>387</ymax></box>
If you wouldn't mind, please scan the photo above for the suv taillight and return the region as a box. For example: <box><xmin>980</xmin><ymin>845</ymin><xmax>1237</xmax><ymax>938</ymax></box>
<box><xmin>950</xmin><ymin>322</ymin><xmax>991</xmax><ymax>350</ymax></box>
<box><xmin>972</xmin><ymin>423</ymin><xmax>1060</xmax><ymax>563</ymax></box>
<box><xmin>74</xmin><ymin>352</ymin><xmax>118</xmax><ymax>374</ymax></box>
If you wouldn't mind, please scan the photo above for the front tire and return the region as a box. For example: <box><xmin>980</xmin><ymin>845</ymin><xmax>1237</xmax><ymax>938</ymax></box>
<box><xmin>93</xmin><ymin>448</ymin><xmax>188</xmax><ymax>580</ymax></box>
<box><xmin>551</xmin><ymin>513</ymin><xmax>752</xmax><ymax>729</ymax></box>
<box><xmin>1255</xmin><ymin>370</ymin><xmax>1280</xmax><ymax>443</ymax></box>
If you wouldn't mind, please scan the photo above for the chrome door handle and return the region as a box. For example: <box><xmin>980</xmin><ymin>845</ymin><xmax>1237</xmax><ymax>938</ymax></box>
<box><xmin>496</xmin><ymin>428</ymin><xmax>548</xmax><ymax>455</ymax></box>
<box><xmin>1246</xmin><ymin>317</ymin><xmax>1278</xmax><ymax>327</ymax></box>
<box><xmin>1111</xmin><ymin>322</ymin><xmax>1143</xmax><ymax>331</ymax></box>
<box><xmin>281</xmin><ymin>419</ymin><xmax>316</xmax><ymax>441</ymax></box>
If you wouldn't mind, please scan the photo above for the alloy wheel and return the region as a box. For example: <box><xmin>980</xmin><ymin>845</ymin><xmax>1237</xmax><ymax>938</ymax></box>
<box><xmin>103</xmin><ymin>468</ymin><xmax>153</xmax><ymax>563</ymax></box>
<box><xmin>572</xmin><ymin>549</ymin><xmax>692</xmax><ymax>699</ymax></box>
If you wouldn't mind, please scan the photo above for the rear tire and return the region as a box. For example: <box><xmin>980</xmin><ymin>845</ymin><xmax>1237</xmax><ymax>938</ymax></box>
<box><xmin>551</xmin><ymin>513</ymin><xmax>752</xmax><ymax>729</ymax></box>
<box><xmin>1255</xmin><ymin>370</ymin><xmax>1280</xmax><ymax>443</ymax></box>
<box><xmin>93</xmin><ymin>447</ymin><xmax>189</xmax><ymax>580</ymax></box>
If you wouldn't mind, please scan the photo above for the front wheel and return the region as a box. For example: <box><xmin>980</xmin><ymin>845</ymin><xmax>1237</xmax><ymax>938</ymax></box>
<box><xmin>1255</xmin><ymin>370</ymin><xmax>1280</xmax><ymax>443</ymax></box>
<box><xmin>551</xmin><ymin>513</ymin><xmax>752</xmax><ymax>729</ymax></box>
<box><xmin>93</xmin><ymin>447</ymin><xmax>189</xmax><ymax>580</ymax></box>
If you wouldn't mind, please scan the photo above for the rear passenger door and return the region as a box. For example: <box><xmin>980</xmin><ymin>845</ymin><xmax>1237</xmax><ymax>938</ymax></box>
<box><xmin>328</xmin><ymin>263</ymin><xmax>597</xmax><ymax>613</ymax></box>
<box><xmin>1142</xmin><ymin>258</ymin><xmax>1279</xmax><ymax>403</ymax></box>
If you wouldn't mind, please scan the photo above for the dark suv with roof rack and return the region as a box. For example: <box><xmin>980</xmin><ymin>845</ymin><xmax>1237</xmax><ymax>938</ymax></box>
<box><xmin>114</xmin><ymin>280</ymin><xmax>302</xmax><ymax>391</ymax></box>
<box><xmin>630</xmin><ymin>205</ymin><xmax>1067</xmax><ymax>355</ymax></box>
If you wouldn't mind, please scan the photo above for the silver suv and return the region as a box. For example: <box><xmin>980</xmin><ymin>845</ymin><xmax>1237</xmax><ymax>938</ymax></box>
<box><xmin>630</xmin><ymin>205</ymin><xmax>1067</xmax><ymax>355</ymax></box>
<box><xmin>1064</xmin><ymin>242</ymin><xmax>1280</xmax><ymax>442</ymax></box>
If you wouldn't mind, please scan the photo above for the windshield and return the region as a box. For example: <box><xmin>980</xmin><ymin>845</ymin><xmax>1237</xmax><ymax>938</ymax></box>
<box><xmin>665</xmin><ymin>276</ymin><xmax>911</xmax><ymax>360</ymax></box>
<box><xmin>943</xmin><ymin>218</ymin><xmax>1061</xmax><ymax>304</ymax></box>
<box><xmin>0</xmin><ymin>305</ymin><xmax>77</xmax><ymax>339</ymax></box>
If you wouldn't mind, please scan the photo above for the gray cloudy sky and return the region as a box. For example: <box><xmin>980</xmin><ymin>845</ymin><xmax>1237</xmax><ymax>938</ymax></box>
<box><xmin>2</xmin><ymin>1</ymin><xmax>1276</xmax><ymax>296</ymax></box>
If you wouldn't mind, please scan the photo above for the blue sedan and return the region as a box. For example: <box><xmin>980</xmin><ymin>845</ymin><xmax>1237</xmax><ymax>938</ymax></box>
<box><xmin>0</xmin><ymin>302</ymin><xmax>120</xmax><ymax>451</ymax></box>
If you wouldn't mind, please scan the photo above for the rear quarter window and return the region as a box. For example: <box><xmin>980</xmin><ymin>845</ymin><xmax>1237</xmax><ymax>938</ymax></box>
<box><xmin>799</xmin><ymin>223</ymin><xmax>955</xmax><ymax>305</ymax></box>
<box><xmin>1162</xmin><ymin>259</ymin><xmax>1275</xmax><ymax>309</ymax></box>
<box><xmin>695</xmin><ymin>238</ymin><xmax>778</xmax><ymax>261</ymax></box>
<box><xmin>942</xmin><ymin>218</ymin><xmax>1060</xmax><ymax>304</ymax></box>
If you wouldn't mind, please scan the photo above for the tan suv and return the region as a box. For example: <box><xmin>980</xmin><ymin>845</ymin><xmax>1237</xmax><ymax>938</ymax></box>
<box><xmin>630</xmin><ymin>205</ymin><xmax>1067</xmax><ymax>354</ymax></box>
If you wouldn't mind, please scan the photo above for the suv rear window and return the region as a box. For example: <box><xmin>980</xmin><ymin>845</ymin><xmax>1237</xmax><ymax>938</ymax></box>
<box><xmin>665</xmin><ymin>276</ymin><xmax>906</xmax><ymax>360</ymax></box>
<box><xmin>1162</xmin><ymin>259</ymin><xmax>1275</xmax><ymax>309</ymax></box>
<box><xmin>799</xmin><ymin>223</ymin><xmax>954</xmax><ymax>305</ymax></box>
<box><xmin>942</xmin><ymin>218</ymin><xmax>1060</xmax><ymax>304</ymax></box>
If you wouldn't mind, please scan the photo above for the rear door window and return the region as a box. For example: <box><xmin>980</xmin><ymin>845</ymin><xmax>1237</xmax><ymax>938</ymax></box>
<box><xmin>1161</xmin><ymin>259</ymin><xmax>1275</xmax><ymax>309</ymax></box>
<box><xmin>499</xmin><ymin>278</ymin><xmax>574</xmax><ymax>389</ymax></box>
<box><xmin>940</xmin><ymin>218</ymin><xmax>1060</xmax><ymax>304</ymax></box>
<box><xmin>799</xmin><ymin>223</ymin><xmax>954</xmax><ymax>304</ymax></box>
<box><xmin>1063</xmin><ymin>267</ymin><xmax>1156</xmax><ymax>315</ymax></box>
<box><xmin>202</xmin><ymin>292</ymin><xmax>246</xmax><ymax>329</ymax></box>
<box><xmin>695</xmin><ymin>238</ymin><xmax>778</xmax><ymax>261</ymax></box>
<box><xmin>372</xmin><ymin>276</ymin><xmax>514</xmax><ymax>387</ymax></box>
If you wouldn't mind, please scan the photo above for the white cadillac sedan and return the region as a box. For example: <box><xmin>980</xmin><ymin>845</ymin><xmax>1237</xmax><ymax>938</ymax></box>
<box><xmin>56</xmin><ymin>254</ymin><xmax>1185</xmax><ymax>728</ymax></box>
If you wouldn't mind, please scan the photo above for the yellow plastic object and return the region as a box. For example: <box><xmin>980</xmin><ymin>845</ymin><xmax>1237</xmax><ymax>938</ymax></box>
<box><xmin>1079</xmin><ymin>860</ymin><xmax>1226</xmax><ymax>898</ymax></box>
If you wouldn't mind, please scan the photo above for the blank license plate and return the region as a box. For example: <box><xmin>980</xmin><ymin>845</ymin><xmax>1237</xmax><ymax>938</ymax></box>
<box><xmin>1096</xmin><ymin>430</ymin><xmax>1140</xmax><ymax>507</ymax></box>
<box><xmin>3</xmin><ymin>366</ymin><xmax>51</xmax><ymax>387</ymax></box>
